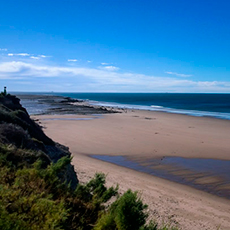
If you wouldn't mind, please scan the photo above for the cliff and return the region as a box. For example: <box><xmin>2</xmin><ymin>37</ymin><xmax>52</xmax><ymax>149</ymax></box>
<box><xmin>0</xmin><ymin>93</ymin><xmax>78</xmax><ymax>189</ymax></box>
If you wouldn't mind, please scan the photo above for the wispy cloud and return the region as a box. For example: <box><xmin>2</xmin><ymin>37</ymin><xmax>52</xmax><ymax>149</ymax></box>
<box><xmin>30</xmin><ymin>56</ymin><xmax>40</xmax><ymax>60</ymax></box>
<box><xmin>68</xmin><ymin>59</ymin><xmax>78</xmax><ymax>62</ymax></box>
<box><xmin>87</xmin><ymin>60</ymin><xmax>92</xmax><ymax>63</ymax></box>
<box><xmin>8</xmin><ymin>53</ymin><xmax>30</xmax><ymax>57</ymax></box>
<box><xmin>17</xmin><ymin>53</ymin><xmax>30</xmax><ymax>57</ymax></box>
<box><xmin>7</xmin><ymin>53</ymin><xmax>50</xmax><ymax>59</ymax></box>
<box><xmin>38</xmin><ymin>55</ymin><xmax>49</xmax><ymax>58</ymax></box>
<box><xmin>99</xmin><ymin>65</ymin><xmax>120</xmax><ymax>71</ymax></box>
<box><xmin>165</xmin><ymin>71</ymin><xmax>192</xmax><ymax>77</ymax></box>
<box><xmin>0</xmin><ymin>61</ymin><xmax>229</xmax><ymax>92</ymax></box>
<box><xmin>101</xmin><ymin>62</ymin><xmax>109</xmax><ymax>65</ymax></box>
<box><xmin>0</xmin><ymin>48</ymin><xmax>7</xmax><ymax>51</ymax></box>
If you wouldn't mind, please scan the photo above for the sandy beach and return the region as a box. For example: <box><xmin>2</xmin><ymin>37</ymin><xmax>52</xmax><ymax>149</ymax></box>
<box><xmin>34</xmin><ymin>110</ymin><xmax>230</xmax><ymax>230</ymax></box>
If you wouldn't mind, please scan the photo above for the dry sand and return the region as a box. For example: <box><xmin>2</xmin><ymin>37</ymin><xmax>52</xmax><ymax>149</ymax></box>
<box><xmin>34</xmin><ymin>110</ymin><xmax>230</xmax><ymax>230</ymax></box>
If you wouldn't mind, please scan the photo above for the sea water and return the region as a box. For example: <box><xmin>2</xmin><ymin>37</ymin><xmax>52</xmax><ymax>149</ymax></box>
<box><xmin>91</xmin><ymin>155</ymin><xmax>230</xmax><ymax>199</ymax></box>
<box><xmin>54</xmin><ymin>93</ymin><xmax>230</xmax><ymax>120</ymax></box>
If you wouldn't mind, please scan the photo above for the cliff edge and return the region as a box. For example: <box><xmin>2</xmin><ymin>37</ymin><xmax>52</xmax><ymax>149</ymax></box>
<box><xmin>0</xmin><ymin>93</ymin><xmax>78</xmax><ymax>189</ymax></box>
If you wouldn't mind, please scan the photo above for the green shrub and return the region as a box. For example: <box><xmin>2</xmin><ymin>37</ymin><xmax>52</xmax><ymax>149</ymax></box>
<box><xmin>74</xmin><ymin>173</ymin><xmax>118</xmax><ymax>206</ymax></box>
<box><xmin>0</xmin><ymin>185</ymin><xmax>68</xmax><ymax>230</ymax></box>
<box><xmin>0</xmin><ymin>163</ymin><xmax>68</xmax><ymax>230</ymax></box>
<box><xmin>94</xmin><ymin>189</ymin><xmax>148</xmax><ymax>230</ymax></box>
<box><xmin>66</xmin><ymin>173</ymin><xmax>118</xmax><ymax>230</ymax></box>
<box><xmin>0</xmin><ymin>143</ymin><xmax>179</xmax><ymax>230</ymax></box>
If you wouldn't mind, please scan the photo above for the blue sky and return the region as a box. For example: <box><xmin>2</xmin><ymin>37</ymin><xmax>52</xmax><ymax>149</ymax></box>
<box><xmin>0</xmin><ymin>0</ymin><xmax>230</xmax><ymax>92</ymax></box>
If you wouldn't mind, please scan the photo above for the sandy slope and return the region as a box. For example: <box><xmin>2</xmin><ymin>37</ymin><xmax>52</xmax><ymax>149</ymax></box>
<box><xmin>34</xmin><ymin>110</ymin><xmax>230</xmax><ymax>230</ymax></box>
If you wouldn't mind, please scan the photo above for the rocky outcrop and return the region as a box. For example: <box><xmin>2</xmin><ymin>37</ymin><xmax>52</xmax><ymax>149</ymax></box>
<box><xmin>17</xmin><ymin>94</ymin><xmax>120</xmax><ymax>115</ymax></box>
<box><xmin>0</xmin><ymin>93</ymin><xmax>78</xmax><ymax>189</ymax></box>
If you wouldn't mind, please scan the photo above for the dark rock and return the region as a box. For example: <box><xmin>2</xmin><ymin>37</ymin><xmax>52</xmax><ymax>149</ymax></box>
<box><xmin>0</xmin><ymin>94</ymin><xmax>78</xmax><ymax>189</ymax></box>
<box><xmin>16</xmin><ymin>94</ymin><xmax>120</xmax><ymax>115</ymax></box>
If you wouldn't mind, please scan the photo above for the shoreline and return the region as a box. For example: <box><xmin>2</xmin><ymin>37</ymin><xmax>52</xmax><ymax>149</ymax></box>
<box><xmin>33</xmin><ymin>108</ymin><xmax>230</xmax><ymax>229</ymax></box>
<box><xmin>17</xmin><ymin>93</ymin><xmax>230</xmax><ymax>121</ymax></box>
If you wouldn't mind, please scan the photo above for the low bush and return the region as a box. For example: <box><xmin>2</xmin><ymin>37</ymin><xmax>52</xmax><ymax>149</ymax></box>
<box><xmin>94</xmin><ymin>189</ymin><xmax>148</xmax><ymax>230</ymax></box>
<box><xmin>0</xmin><ymin>145</ymin><xmax>117</xmax><ymax>230</ymax></box>
<box><xmin>0</xmin><ymin>143</ymin><xmax>179</xmax><ymax>230</ymax></box>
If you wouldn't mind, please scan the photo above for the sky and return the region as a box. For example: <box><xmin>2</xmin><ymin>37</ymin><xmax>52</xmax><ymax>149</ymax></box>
<box><xmin>0</xmin><ymin>0</ymin><xmax>230</xmax><ymax>93</ymax></box>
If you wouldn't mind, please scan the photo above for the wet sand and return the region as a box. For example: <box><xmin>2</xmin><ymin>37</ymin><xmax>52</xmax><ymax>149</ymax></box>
<box><xmin>33</xmin><ymin>110</ymin><xmax>230</xmax><ymax>230</ymax></box>
<box><xmin>91</xmin><ymin>155</ymin><xmax>230</xmax><ymax>199</ymax></box>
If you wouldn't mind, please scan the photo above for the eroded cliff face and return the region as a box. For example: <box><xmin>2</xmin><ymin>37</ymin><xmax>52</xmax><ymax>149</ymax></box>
<box><xmin>0</xmin><ymin>93</ymin><xmax>78</xmax><ymax>189</ymax></box>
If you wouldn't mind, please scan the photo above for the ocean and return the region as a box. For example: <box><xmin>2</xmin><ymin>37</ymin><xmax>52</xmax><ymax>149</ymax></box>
<box><xmin>53</xmin><ymin>93</ymin><xmax>230</xmax><ymax>120</ymax></box>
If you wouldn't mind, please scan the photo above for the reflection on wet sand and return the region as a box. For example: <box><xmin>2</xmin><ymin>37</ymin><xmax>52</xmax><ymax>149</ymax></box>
<box><xmin>91</xmin><ymin>155</ymin><xmax>230</xmax><ymax>199</ymax></box>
